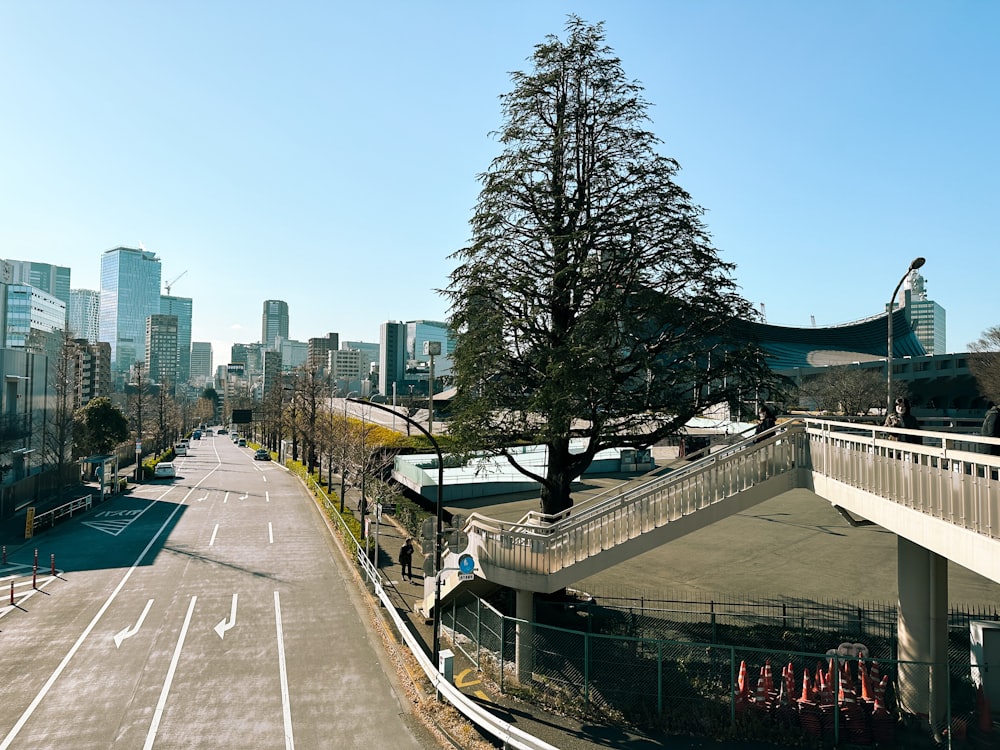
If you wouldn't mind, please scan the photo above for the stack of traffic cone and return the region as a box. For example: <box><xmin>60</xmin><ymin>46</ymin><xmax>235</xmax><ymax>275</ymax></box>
<box><xmin>799</xmin><ymin>667</ymin><xmax>813</xmax><ymax>703</ymax></box>
<box><xmin>752</xmin><ymin>672</ymin><xmax>768</xmax><ymax>712</ymax></box>
<box><xmin>735</xmin><ymin>660</ymin><xmax>750</xmax><ymax>713</ymax></box>
<box><xmin>870</xmin><ymin>675</ymin><xmax>895</xmax><ymax>745</ymax></box>
<box><xmin>859</xmin><ymin>658</ymin><xmax>874</xmax><ymax>702</ymax></box>
<box><xmin>763</xmin><ymin>660</ymin><xmax>775</xmax><ymax>703</ymax></box>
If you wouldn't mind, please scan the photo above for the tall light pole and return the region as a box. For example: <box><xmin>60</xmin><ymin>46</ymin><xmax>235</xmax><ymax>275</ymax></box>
<box><xmin>350</xmin><ymin>397</ymin><xmax>445</xmax><ymax>673</ymax></box>
<box><xmin>887</xmin><ymin>256</ymin><xmax>926</xmax><ymax>415</ymax></box>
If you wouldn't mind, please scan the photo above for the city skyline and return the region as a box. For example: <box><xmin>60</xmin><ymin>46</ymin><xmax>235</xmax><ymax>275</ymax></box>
<box><xmin>3</xmin><ymin>3</ymin><xmax>996</xmax><ymax>360</ymax></box>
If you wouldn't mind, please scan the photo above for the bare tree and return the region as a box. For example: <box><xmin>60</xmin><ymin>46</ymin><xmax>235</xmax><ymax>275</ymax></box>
<box><xmin>969</xmin><ymin>326</ymin><xmax>1000</xmax><ymax>404</ymax></box>
<box><xmin>797</xmin><ymin>366</ymin><xmax>891</xmax><ymax>416</ymax></box>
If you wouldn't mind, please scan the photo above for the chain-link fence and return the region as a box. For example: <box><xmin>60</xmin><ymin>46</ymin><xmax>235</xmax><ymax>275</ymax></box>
<box><xmin>442</xmin><ymin>592</ymin><xmax>997</xmax><ymax>746</ymax></box>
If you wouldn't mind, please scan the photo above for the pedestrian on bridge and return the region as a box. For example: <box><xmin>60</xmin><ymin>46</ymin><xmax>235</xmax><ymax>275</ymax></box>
<box><xmin>884</xmin><ymin>397</ymin><xmax>922</xmax><ymax>445</ymax></box>
<box><xmin>754</xmin><ymin>405</ymin><xmax>777</xmax><ymax>443</ymax></box>
<box><xmin>399</xmin><ymin>538</ymin><xmax>415</xmax><ymax>583</ymax></box>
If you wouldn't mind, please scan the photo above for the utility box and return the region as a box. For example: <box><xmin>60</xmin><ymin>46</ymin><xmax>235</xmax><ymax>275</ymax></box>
<box><xmin>971</xmin><ymin>620</ymin><xmax>1000</xmax><ymax>715</ymax></box>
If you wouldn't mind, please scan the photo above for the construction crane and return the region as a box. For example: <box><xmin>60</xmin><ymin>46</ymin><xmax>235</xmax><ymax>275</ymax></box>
<box><xmin>164</xmin><ymin>270</ymin><xmax>187</xmax><ymax>295</ymax></box>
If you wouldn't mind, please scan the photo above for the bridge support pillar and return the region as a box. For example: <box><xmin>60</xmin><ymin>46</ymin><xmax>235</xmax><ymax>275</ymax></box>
<box><xmin>896</xmin><ymin>536</ymin><xmax>948</xmax><ymax>732</ymax></box>
<box><xmin>515</xmin><ymin>589</ymin><xmax>534</xmax><ymax>684</ymax></box>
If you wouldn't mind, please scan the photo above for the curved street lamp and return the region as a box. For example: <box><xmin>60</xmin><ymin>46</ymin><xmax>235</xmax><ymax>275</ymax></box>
<box><xmin>349</xmin><ymin>397</ymin><xmax>446</xmax><ymax>676</ymax></box>
<box><xmin>887</xmin><ymin>256</ymin><xmax>926</xmax><ymax>415</ymax></box>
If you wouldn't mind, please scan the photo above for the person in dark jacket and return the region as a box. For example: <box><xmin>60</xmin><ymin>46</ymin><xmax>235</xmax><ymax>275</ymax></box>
<box><xmin>981</xmin><ymin>402</ymin><xmax>1000</xmax><ymax>456</ymax></box>
<box><xmin>399</xmin><ymin>538</ymin><xmax>415</xmax><ymax>582</ymax></box>
<box><xmin>754</xmin><ymin>405</ymin><xmax>777</xmax><ymax>443</ymax></box>
<box><xmin>884</xmin><ymin>397</ymin><xmax>922</xmax><ymax>444</ymax></box>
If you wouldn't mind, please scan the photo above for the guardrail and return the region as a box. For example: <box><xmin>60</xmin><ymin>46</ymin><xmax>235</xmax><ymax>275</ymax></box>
<box><xmin>301</xmin><ymin>472</ymin><xmax>558</xmax><ymax>750</ymax></box>
<box><xmin>30</xmin><ymin>495</ymin><xmax>93</xmax><ymax>534</ymax></box>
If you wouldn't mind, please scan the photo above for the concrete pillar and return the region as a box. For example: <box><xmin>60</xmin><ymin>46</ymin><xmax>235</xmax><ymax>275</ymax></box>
<box><xmin>515</xmin><ymin>589</ymin><xmax>534</xmax><ymax>684</ymax></box>
<box><xmin>896</xmin><ymin>537</ymin><xmax>949</xmax><ymax>727</ymax></box>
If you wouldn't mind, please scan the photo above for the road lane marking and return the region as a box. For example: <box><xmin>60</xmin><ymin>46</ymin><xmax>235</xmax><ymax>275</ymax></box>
<box><xmin>214</xmin><ymin>594</ymin><xmax>238</xmax><ymax>639</ymax></box>
<box><xmin>274</xmin><ymin>591</ymin><xmax>294</xmax><ymax>750</ymax></box>
<box><xmin>143</xmin><ymin>595</ymin><xmax>197</xmax><ymax>750</ymax></box>
<box><xmin>266</xmin><ymin>491</ymin><xmax>270</xmax><ymax>503</ymax></box>
<box><xmin>0</xmin><ymin>479</ymin><xmax>202</xmax><ymax>750</ymax></box>
<box><xmin>269</xmin><ymin>522</ymin><xmax>274</xmax><ymax>544</ymax></box>
<box><xmin>114</xmin><ymin>599</ymin><xmax>154</xmax><ymax>648</ymax></box>
<box><xmin>224</xmin><ymin>491</ymin><xmax>230</xmax><ymax>503</ymax></box>
<box><xmin>209</xmin><ymin>524</ymin><xmax>219</xmax><ymax>547</ymax></box>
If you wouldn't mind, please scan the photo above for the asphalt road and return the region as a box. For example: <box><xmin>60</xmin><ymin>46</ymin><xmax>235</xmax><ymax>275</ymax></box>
<box><xmin>0</xmin><ymin>434</ymin><xmax>435</xmax><ymax>749</ymax></box>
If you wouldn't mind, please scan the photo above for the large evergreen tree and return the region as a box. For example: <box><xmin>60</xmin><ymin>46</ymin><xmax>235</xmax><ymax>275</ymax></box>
<box><xmin>445</xmin><ymin>17</ymin><xmax>773</xmax><ymax>515</ymax></box>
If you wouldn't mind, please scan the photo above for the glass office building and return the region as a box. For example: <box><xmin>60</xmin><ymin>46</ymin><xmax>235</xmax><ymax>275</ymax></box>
<box><xmin>160</xmin><ymin>295</ymin><xmax>193</xmax><ymax>383</ymax></box>
<box><xmin>261</xmin><ymin>300</ymin><xmax>289</xmax><ymax>349</ymax></box>
<box><xmin>69</xmin><ymin>288</ymin><xmax>100</xmax><ymax>343</ymax></box>
<box><xmin>99</xmin><ymin>247</ymin><xmax>162</xmax><ymax>373</ymax></box>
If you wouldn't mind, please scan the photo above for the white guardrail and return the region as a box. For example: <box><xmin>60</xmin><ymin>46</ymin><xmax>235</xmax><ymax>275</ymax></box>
<box><xmin>305</xmin><ymin>475</ymin><xmax>560</xmax><ymax>750</ymax></box>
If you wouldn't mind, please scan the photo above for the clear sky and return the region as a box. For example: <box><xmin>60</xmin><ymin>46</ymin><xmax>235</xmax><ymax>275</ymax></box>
<box><xmin>2</xmin><ymin>2</ymin><xmax>996</xmax><ymax>362</ymax></box>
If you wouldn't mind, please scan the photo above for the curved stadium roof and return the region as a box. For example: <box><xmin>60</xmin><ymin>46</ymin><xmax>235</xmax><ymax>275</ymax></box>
<box><xmin>739</xmin><ymin>309</ymin><xmax>926</xmax><ymax>371</ymax></box>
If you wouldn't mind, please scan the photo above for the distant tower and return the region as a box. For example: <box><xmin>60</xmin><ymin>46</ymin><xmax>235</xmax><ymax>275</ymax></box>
<box><xmin>99</xmin><ymin>247</ymin><xmax>162</xmax><ymax>373</ymax></box>
<box><xmin>145</xmin><ymin>314</ymin><xmax>179</xmax><ymax>388</ymax></box>
<box><xmin>160</xmin><ymin>295</ymin><xmax>193</xmax><ymax>383</ymax></box>
<box><xmin>902</xmin><ymin>271</ymin><xmax>946</xmax><ymax>355</ymax></box>
<box><xmin>261</xmin><ymin>300</ymin><xmax>289</xmax><ymax>350</ymax></box>
<box><xmin>190</xmin><ymin>342</ymin><xmax>213</xmax><ymax>385</ymax></box>
<box><xmin>69</xmin><ymin>289</ymin><xmax>100</xmax><ymax>343</ymax></box>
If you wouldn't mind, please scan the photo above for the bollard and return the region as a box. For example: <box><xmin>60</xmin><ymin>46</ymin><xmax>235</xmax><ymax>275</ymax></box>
<box><xmin>9</xmin><ymin>580</ymin><xmax>13</xmax><ymax>605</ymax></box>
<box><xmin>2</xmin><ymin>545</ymin><xmax>6</xmax><ymax>565</ymax></box>
<box><xmin>32</xmin><ymin>568</ymin><xmax>36</xmax><ymax>590</ymax></box>
<box><xmin>33</xmin><ymin>548</ymin><xmax>38</xmax><ymax>571</ymax></box>
<box><xmin>51</xmin><ymin>554</ymin><xmax>55</xmax><ymax>576</ymax></box>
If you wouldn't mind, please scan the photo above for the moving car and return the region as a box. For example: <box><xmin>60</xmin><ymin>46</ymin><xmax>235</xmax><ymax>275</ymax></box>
<box><xmin>254</xmin><ymin>449</ymin><xmax>270</xmax><ymax>461</ymax></box>
<box><xmin>174</xmin><ymin>443</ymin><xmax>188</xmax><ymax>456</ymax></box>
<box><xmin>153</xmin><ymin>462</ymin><xmax>176</xmax><ymax>479</ymax></box>
<box><xmin>238</xmin><ymin>438</ymin><xmax>247</xmax><ymax>447</ymax></box>
<box><xmin>218</xmin><ymin>428</ymin><xmax>228</xmax><ymax>435</ymax></box>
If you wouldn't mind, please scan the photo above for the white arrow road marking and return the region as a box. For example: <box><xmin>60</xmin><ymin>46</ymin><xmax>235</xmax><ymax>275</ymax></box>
<box><xmin>239</xmin><ymin>492</ymin><xmax>249</xmax><ymax>501</ymax></box>
<box><xmin>114</xmin><ymin>599</ymin><xmax>154</xmax><ymax>648</ymax></box>
<box><xmin>214</xmin><ymin>594</ymin><xmax>238</xmax><ymax>639</ymax></box>
<box><xmin>195</xmin><ymin>494</ymin><xmax>208</xmax><ymax>502</ymax></box>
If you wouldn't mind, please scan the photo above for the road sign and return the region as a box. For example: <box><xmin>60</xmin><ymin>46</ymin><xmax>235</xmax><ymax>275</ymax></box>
<box><xmin>458</xmin><ymin>573</ymin><xmax>475</xmax><ymax>582</ymax></box>
<box><xmin>458</xmin><ymin>553</ymin><xmax>475</xmax><ymax>574</ymax></box>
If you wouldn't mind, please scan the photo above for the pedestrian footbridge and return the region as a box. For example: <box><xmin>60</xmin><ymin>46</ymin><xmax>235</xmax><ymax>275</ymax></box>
<box><xmin>422</xmin><ymin>417</ymin><xmax>1000</xmax><ymax>723</ymax></box>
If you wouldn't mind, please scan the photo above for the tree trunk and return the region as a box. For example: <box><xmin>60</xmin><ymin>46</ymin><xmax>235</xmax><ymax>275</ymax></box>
<box><xmin>540</xmin><ymin>438</ymin><xmax>575</xmax><ymax>516</ymax></box>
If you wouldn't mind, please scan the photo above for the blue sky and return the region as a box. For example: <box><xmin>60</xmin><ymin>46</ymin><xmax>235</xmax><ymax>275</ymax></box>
<box><xmin>2</xmin><ymin>2</ymin><xmax>996</xmax><ymax>362</ymax></box>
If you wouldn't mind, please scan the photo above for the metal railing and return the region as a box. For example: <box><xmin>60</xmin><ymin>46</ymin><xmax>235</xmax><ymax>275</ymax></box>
<box><xmin>30</xmin><ymin>495</ymin><xmax>92</xmax><ymax>533</ymax></box>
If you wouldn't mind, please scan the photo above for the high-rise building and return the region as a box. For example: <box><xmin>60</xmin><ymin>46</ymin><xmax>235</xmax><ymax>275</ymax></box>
<box><xmin>261</xmin><ymin>300</ymin><xmax>289</xmax><ymax>349</ymax></box>
<box><xmin>902</xmin><ymin>272</ymin><xmax>946</xmax><ymax>355</ymax></box>
<box><xmin>307</xmin><ymin>332</ymin><xmax>339</xmax><ymax>372</ymax></box>
<box><xmin>160</xmin><ymin>295</ymin><xmax>193</xmax><ymax>383</ymax></box>
<box><xmin>277</xmin><ymin>337</ymin><xmax>307</xmax><ymax>371</ymax></box>
<box><xmin>99</xmin><ymin>247</ymin><xmax>162</xmax><ymax>373</ymax></box>
<box><xmin>146</xmin><ymin>314</ymin><xmax>179</xmax><ymax>387</ymax></box>
<box><xmin>231</xmin><ymin>342</ymin><xmax>266</xmax><ymax>379</ymax></box>
<box><xmin>405</xmin><ymin>320</ymin><xmax>454</xmax><ymax>362</ymax></box>
<box><xmin>190</xmin><ymin>342</ymin><xmax>213</xmax><ymax>385</ymax></box>
<box><xmin>0</xmin><ymin>283</ymin><xmax>66</xmax><ymax>355</ymax></box>
<box><xmin>69</xmin><ymin>289</ymin><xmax>100</xmax><ymax>343</ymax></box>
<box><xmin>1</xmin><ymin>259</ymin><xmax>71</xmax><ymax>320</ymax></box>
<box><xmin>378</xmin><ymin>321</ymin><xmax>407</xmax><ymax>397</ymax></box>
<box><xmin>71</xmin><ymin>339</ymin><xmax>112</xmax><ymax>407</ymax></box>
<box><xmin>262</xmin><ymin>350</ymin><xmax>283</xmax><ymax>395</ymax></box>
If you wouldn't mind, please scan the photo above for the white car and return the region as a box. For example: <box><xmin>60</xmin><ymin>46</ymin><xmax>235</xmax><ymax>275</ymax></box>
<box><xmin>153</xmin><ymin>462</ymin><xmax>176</xmax><ymax>479</ymax></box>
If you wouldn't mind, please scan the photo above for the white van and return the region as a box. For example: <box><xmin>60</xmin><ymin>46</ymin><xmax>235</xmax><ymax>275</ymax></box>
<box><xmin>175</xmin><ymin>443</ymin><xmax>188</xmax><ymax>456</ymax></box>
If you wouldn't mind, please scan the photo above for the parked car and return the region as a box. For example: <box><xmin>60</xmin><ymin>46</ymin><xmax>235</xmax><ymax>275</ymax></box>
<box><xmin>218</xmin><ymin>428</ymin><xmax>228</xmax><ymax>435</ymax></box>
<box><xmin>254</xmin><ymin>449</ymin><xmax>270</xmax><ymax>461</ymax></box>
<box><xmin>153</xmin><ymin>462</ymin><xmax>176</xmax><ymax>479</ymax></box>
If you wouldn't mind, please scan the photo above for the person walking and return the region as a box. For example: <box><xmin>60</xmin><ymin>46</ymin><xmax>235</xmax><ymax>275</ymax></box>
<box><xmin>753</xmin><ymin>405</ymin><xmax>777</xmax><ymax>443</ymax></box>
<box><xmin>399</xmin><ymin>538</ymin><xmax>415</xmax><ymax>583</ymax></box>
<box><xmin>981</xmin><ymin>402</ymin><xmax>1000</xmax><ymax>456</ymax></box>
<box><xmin>884</xmin><ymin>396</ymin><xmax>922</xmax><ymax>445</ymax></box>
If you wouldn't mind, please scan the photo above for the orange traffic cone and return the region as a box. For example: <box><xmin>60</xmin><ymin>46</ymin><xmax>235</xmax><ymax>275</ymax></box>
<box><xmin>764</xmin><ymin>659</ymin><xmax>774</xmax><ymax>698</ymax></box>
<box><xmin>800</xmin><ymin>667</ymin><xmax>813</xmax><ymax>702</ymax></box>
<box><xmin>859</xmin><ymin>658</ymin><xmax>873</xmax><ymax>701</ymax></box>
<box><xmin>754</xmin><ymin>674</ymin><xmax>767</xmax><ymax>709</ymax></box>
<box><xmin>738</xmin><ymin>660</ymin><xmax>748</xmax><ymax>696</ymax></box>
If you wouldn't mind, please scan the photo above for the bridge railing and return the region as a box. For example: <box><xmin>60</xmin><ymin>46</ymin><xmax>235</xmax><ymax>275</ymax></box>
<box><xmin>801</xmin><ymin>418</ymin><xmax>1000</xmax><ymax>540</ymax></box>
<box><xmin>465</xmin><ymin>423</ymin><xmax>807</xmax><ymax>579</ymax></box>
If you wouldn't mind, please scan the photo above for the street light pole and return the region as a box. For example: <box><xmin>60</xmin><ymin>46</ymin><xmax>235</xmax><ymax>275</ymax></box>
<box><xmin>349</xmin><ymin>397</ymin><xmax>445</xmax><ymax>673</ymax></box>
<box><xmin>887</xmin><ymin>256</ymin><xmax>926</xmax><ymax>415</ymax></box>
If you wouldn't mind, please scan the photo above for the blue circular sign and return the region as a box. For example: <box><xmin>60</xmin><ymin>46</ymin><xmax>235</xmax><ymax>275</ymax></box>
<box><xmin>458</xmin><ymin>553</ymin><xmax>475</xmax><ymax>574</ymax></box>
